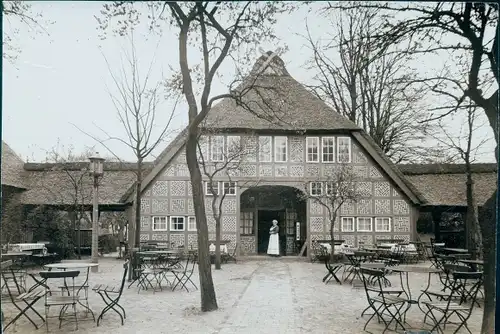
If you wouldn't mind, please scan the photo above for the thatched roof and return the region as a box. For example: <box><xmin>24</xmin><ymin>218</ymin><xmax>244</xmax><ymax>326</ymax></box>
<box><xmin>203</xmin><ymin>51</ymin><xmax>360</xmax><ymax>132</ymax></box>
<box><xmin>399</xmin><ymin>163</ymin><xmax>497</xmax><ymax>207</ymax></box>
<box><xmin>19</xmin><ymin>162</ymin><xmax>153</xmax><ymax>206</ymax></box>
<box><xmin>1</xmin><ymin>141</ymin><xmax>27</xmax><ymax>189</ymax></box>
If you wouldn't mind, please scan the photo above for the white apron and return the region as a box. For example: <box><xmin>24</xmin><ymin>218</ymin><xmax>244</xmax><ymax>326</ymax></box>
<box><xmin>267</xmin><ymin>226</ymin><xmax>280</xmax><ymax>255</ymax></box>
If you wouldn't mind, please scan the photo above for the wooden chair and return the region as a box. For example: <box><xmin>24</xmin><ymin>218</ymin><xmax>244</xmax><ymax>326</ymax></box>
<box><xmin>93</xmin><ymin>260</ymin><xmax>128</xmax><ymax>326</ymax></box>
<box><xmin>222</xmin><ymin>243</ymin><xmax>238</xmax><ymax>264</ymax></box>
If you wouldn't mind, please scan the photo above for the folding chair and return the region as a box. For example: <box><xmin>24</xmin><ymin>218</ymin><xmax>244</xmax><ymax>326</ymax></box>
<box><xmin>171</xmin><ymin>252</ymin><xmax>198</xmax><ymax>292</ymax></box>
<box><xmin>2</xmin><ymin>260</ymin><xmax>46</xmax><ymax>332</ymax></box>
<box><xmin>360</xmin><ymin>267</ymin><xmax>408</xmax><ymax>334</ymax></box>
<box><xmin>222</xmin><ymin>243</ymin><xmax>238</xmax><ymax>264</ymax></box>
<box><xmin>39</xmin><ymin>270</ymin><xmax>80</xmax><ymax>331</ymax></box>
<box><xmin>322</xmin><ymin>252</ymin><xmax>343</xmax><ymax>284</ymax></box>
<box><xmin>92</xmin><ymin>260</ymin><xmax>128</xmax><ymax>326</ymax></box>
<box><xmin>422</xmin><ymin>271</ymin><xmax>483</xmax><ymax>334</ymax></box>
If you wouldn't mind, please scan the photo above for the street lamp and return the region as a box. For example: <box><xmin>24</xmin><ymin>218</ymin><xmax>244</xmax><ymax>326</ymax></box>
<box><xmin>89</xmin><ymin>152</ymin><xmax>105</xmax><ymax>273</ymax></box>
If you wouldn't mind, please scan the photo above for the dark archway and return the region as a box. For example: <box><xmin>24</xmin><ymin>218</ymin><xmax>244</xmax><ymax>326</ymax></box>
<box><xmin>240</xmin><ymin>186</ymin><xmax>306</xmax><ymax>255</ymax></box>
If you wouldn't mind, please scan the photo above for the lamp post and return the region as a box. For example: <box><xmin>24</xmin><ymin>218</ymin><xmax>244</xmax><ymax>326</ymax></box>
<box><xmin>89</xmin><ymin>152</ymin><xmax>105</xmax><ymax>273</ymax></box>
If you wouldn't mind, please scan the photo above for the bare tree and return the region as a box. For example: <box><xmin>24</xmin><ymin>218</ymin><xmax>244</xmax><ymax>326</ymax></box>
<box><xmin>430</xmin><ymin>105</ymin><xmax>491</xmax><ymax>259</ymax></box>
<box><xmin>76</xmin><ymin>33</ymin><xmax>176</xmax><ymax>253</ymax></box>
<box><xmin>301</xmin><ymin>164</ymin><xmax>362</xmax><ymax>260</ymax></box>
<box><xmin>304</xmin><ymin>5</ymin><xmax>434</xmax><ymax>163</ymax></box>
<box><xmin>325</xmin><ymin>4</ymin><xmax>498</xmax><ymax>331</ymax></box>
<box><xmin>97</xmin><ymin>1</ymin><xmax>296</xmax><ymax>312</ymax></box>
<box><xmin>197</xmin><ymin>130</ymin><xmax>258</xmax><ymax>269</ymax></box>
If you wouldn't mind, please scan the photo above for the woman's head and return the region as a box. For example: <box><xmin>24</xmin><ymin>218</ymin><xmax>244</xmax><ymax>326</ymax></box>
<box><xmin>272</xmin><ymin>220</ymin><xmax>278</xmax><ymax>226</ymax></box>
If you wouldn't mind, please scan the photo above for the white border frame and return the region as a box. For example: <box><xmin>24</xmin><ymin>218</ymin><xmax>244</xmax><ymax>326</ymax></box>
<box><xmin>374</xmin><ymin>217</ymin><xmax>392</xmax><ymax>232</ymax></box>
<box><xmin>151</xmin><ymin>216</ymin><xmax>168</xmax><ymax>231</ymax></box>
<box><xmin>259</xmin><ymin>136</ymin><xmax>272</xmax><ymax>162</ymax></box>
<box><xmin>170</xmin><ymin>216</ymin><xmax>186</xmax><ymax>232</ymax></box>
<box><xmin>340</xmin><ymin>217</ymin><xmax>355</xmax><ymax>232</ymax></box>
<box><xmin>357</xmin><ymin>217</ymin><xmax>373</xmax><ymax>232</ymax></box>
<box><xmin>306</xmin><ymin>137</ymin><xmax>320</xmax><ymax>163</ymax></box>
<box><xmin>205</xmin><ymin>181</ymin><xmax>220</xmax><ymax>196</ymax></box>
<box><xmin>187</xmin><ymin>216</ymin><xmax>197</xmax><ymax>231</ymax></box>
<box><xmin>222</xmin><ymin>181</ymin><xmax>237</xmax><ymax>196</ymax></box>
<box><xmin>274</xmin><ymin>136</ymin><xmax>288</xmax><ymax>162</ymax></box>
<box><xmin>211</xmin><ymin>135</ymin><xmax>225</xmax><ymax>162</ymax></box>
<box><xmin>309</xmin><ymin>182</ymin><xmax>323</xmax><ymax>196</ymax></box>
<box><xmin>337</xmin><ymin>136</ymin><xmax>352</xmax><ymax>163</ymax></box>
<box><xmin>321</xmin><ymin>136</ymin><xmax>336</xmax><ymax>163</ymax></box>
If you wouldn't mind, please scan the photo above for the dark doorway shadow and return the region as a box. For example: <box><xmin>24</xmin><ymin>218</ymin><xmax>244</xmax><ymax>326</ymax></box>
<box><xmin>257</xmin><ymin>210</ymin><xmax>285</xmax><ymax>254</ymax></box>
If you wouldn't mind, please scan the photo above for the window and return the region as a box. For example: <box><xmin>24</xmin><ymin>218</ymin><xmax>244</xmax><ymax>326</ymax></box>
<box><xmin>310</xmin><ymin>182</ymin><xmax>323</xmax><ymax>196</ymax></box>
<box><xmin>170</xmin><ymin>216</ymin><xmax>185</xmax><ymax>231</ymax></box>
<box><xmin>240</xmin><ymin>211</ymin><xmax>254</xmax><ymax>235</ymax></box>
<box><xmin>205</xmin><ymin>181</ymin><xmax>220</xmax><ymax>196</ymax></box>
<box><xmin>341</xmin><ymin>217</ymin><xmax>355</xmax><ymax>232</ymax></box>
<box><xmin>337</xmin><ymin>137</ymin><xmax>351</xmax><ymax>163</ymax></box>
<box><xmin>357</xmin><ymin>217</ymin><xmax>373</xmax><ymax>232</ymax></box>
<box><xmin>152</xmin><ymin>216</ymin><xmax>168</xmax><ymax>231</ymax></box>
<box><xmin>227</xmin><ymin>136</ymin><xmax>241</xmax><ymax>161</ymax></box>
<box><xmin>197</xmin><ymin>136</ymin><xmax>209</xmax><ymax>162</ymax></box>
<box><xmin>222</xmin><ymin>181</ymin><xmax>236</xmax><ymax>195</ymax></box>
<box><xmin>259</xmin><ymin>136</ymin><xmax>272</xmax><ymax>162</ymax></box>
<box><xmin>306</xmin><ymin>137</ymin><xmax>319</xmax><ymax>162</ymax></box>
<box><xmin>375</xmin><ymin>217</ymin><xmax>391</xmax><ymax>232</ymax></box>
<box><xmin>188</xmin><ymin>216</ymin><xmax>197</xmax><ymax>231</ymax></box>
<box><xmin>211</xmin><ymin>136</ymin><xmax>224</xmax><ymax>162</ymax></box>
<box><xmin>325</xmin><ymin>181</ymin><xmax>337</xmax><ymax>196</ymax></box>
<box><xmin>322</xmin><ymin>137</ymin><xmax>335</xmax><ymax>162</ymax></box>
<box><xmin>286</xmin><ymin>210</ymin><xmax>297</xmax><ymax>235</ymax></box>
<box><xmin>274</xmin><ymin>136</ymin><xmax>288</xmax><ymax>162</ymax></box>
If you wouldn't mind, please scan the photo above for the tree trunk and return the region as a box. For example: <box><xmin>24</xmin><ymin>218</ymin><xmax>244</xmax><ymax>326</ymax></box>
<box><xmin>479</xmin><ymin>190</ymin><xmax>496</xmax><ymax>334</ymax></box>
<box><xmin>329</xmin><ymin>215</ymin><xmax>336</xmax><ymax>261</ymax></box>
<box><xmin>465</xmin><ymin>175</ymin><xmax>481</xmax><ymax>259</ymax></box>
<box><xmin>215</xmin><ymin>217</ymin><xmax>221</xmax><ymax>270</ymax></box>
<box><xmin>134</xmin><ymin>161</ymin><xmax>143</xmax><ymax>248</ymax></box>
<box><xmin>186</xmin><ymin>131</ymin><xmax>218</xmax><ymax>312</ymax></box>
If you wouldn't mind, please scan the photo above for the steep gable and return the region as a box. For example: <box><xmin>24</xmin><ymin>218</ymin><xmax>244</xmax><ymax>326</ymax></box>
<box><xmin>1</xmin><ymin>141</ymin><xmax>27</xmax><ymax>189</ymax></box>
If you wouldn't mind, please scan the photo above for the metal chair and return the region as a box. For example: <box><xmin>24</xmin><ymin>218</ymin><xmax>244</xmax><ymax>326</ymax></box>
<box><xmin>322</xmin><ymin>251</ymin><xmax>343</xmax><ymax>285</ymax></box>
<box><xmin>39</xmin><ymin>270</ymin><xmax>80</xmax><ymax>332</ymax></box>
<box><xmin>171</xmin><ymin>252</ymin><xmax>198</xmax><ymax>292</ymax></box>
<box><xmin>93</xmin><ymin>260</ymin><xmax>128</xmax><ymax>326</ymax></box>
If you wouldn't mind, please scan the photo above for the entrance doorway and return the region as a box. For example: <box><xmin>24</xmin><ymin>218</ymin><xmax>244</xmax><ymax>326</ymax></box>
<box><xmin>257</xmin><ymin>210</ymin><xmax>285</xmax><ymax>254</ymax></box>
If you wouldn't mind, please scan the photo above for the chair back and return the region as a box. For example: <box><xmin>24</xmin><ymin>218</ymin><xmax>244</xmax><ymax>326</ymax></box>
<box><xmin>117</xmin><ymin>260</ymin><xmax>129</xmax><ymax>297</ymax></box>
<box><xmin>441</xmin><ymin>271</ymin><xmax>483</xmax><ymax>314</ymax></box>
<box><xmin>1</xmin><ymin>260</ymin><xmax>13</xmax><ymax>270</ymax></box>
<box><xmin>360</xmin><ymin>267</ymin><xmax>386</xmax><ymax>300</ymax></box>
<box><xmin>443</xmin><ymin>264</ymin><xmax>471</xmax><ymax>274</ymax></box>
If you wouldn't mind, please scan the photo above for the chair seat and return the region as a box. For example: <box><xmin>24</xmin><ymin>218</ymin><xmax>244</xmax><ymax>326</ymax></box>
<box><xmin>59</xmin><ymin>284</ymin><xmax>89</xmax><ymax>290</ymax></box>
<box><xmin>371</xmin><ymin>295</ymin><xmax>407</xmax><ymax>305</ymax></box>
<box><xmin>423</xmin><ymin>301</ymin><xmax>469</xmax><ymax>311</ymax></box>
<box><xmin>422</xmin><ymin>290</ymin><xmax>449</xmax><ymax>298</ymax></box>
<box><xmin>46</xmin><ymin>295</ymin><xmax>79</xmax><ymax>305</ymax></box>
<box><xmin>381</xmin><ymin>288</ymin><xmax>404</xmax><ymax>294</ymax></box>
<box><xmin>92</xmin><ymin>284</ymin><xmax>120</xmax><ymax>293</ymax></box>
<box><xmin>141</xmin><ymin>268</ymin><xmax>163</xmax><ymax>274</ymax></box>
<box><xmin>17</xmin><ymin>289</ymin><xmax>46</xmax><ymax>300</ymax></box>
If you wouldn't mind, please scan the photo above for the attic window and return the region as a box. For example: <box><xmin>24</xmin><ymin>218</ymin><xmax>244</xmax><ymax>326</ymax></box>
<box><xmin>259</xmin><ymin>136</ymin><xmax>272</xmax><ymax>162</ymax></box>
<box><xmin>274</xmin><ymin>136</ymin><xmax>287</xmax><ymax>162</ymax></box>
<box><xmin>306</xmin><ymin>137</ymin><xmax>319</xmax><ymax>162</ymax></box>
<box><xmin>322</xmin><ymin>137</ymin><xmax>335</xmax><ymax>163</ymax></box>
<box><xmin>227</xmin><ymin>136</ymin><xmax>241</xmax><ymax>162</ymax></box>
<box><xmin>211</xmin><ymin>136</ymin><xmax>224</xmax><ymax>162</ymax></box>
<box><xmin>337</xmin><ymin>137</ymin><xmax>351</xmax><ymax>163</ymax></box>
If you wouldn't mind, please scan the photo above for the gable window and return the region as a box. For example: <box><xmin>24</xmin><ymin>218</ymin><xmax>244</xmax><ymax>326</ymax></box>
<box><xmin>170</xmin><ymin>216</ymin><xmax>185</xmax><ymax>231</ymax></box>
<box><xmin>211</xmin><ymin>136</ymin><xmax>224</xmax><ymax>162</ymax></box>
<box><xmin>259</xmin><ymin>136</ymin><xmax>272</xmax><ymax>162</ymax></box>
<box><xmin>357</xmin><ymin>217</ymin><xmax>372</xmax><ymax>232</ymax></box>
<box><xmin>310</xmin><ymin>182</ymin><xmax>323</xmax><ymax>196</ymax></box>
<box><xmin>306</xmin><ymin>137</ymin><xmax>319</xmax><ymax>162</ymax></box>
<box><xmin>222</xmin><ymin>181</ymin><xmax>236</xmax><ymax>196</ymax></box>
<box><xmin>197</xmin><ymin>136</ymin><xmax>209</xmax><ymax>162</ymax></box>
<box><xmin>274</xmin><ymin>136</ymin><xmax>288</xmax><ymax>162</ymax></box>
<box><xmin>322</xmin><ymin>137</ymin><xmax>335</xmax><ymax>162</ymax></box>
<box><xmin>240</xmin><ymin>211</ymin><xmax>254</xmax><ymax>235</ymax></box>
<box><xmin>152</xmin><ymin>216</ymin><xmax>168</xmax><ymax>231</ymax></box>
<box><xmin>341</xmin><ymin>217</ymin><xmax>355</xmax><ymax>232</ymax></box>
<box><xmin>227</xmin><ymin>136</ymin><xmax>241</xmax><ymax>161</ymax></box>
<box><xmin>337</xmin><ymin>137</ymin><xmax>351</xmax><ymax>163</ymax></box>
<box><xmin>375</xmin><ymin>217</ymin><xmax>391</xmax><ymax>232</ymax></box>
<box><xmin>188</xmin><ymin>216</ymin><xmax>197</xmax><ymax>231</ymax></box>
<box><xmin>325</xmin><ymin>181</ymin><xmax>337</xmax><ymax>196</ymax></box>
<box><xmin>205</xmin><ymin>181</ymin><xmax>220</xmax><ymax>196</ymax></box>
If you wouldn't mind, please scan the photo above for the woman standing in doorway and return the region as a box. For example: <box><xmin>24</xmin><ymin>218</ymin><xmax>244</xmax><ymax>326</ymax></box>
<box><xmin>267</xmin><ymin>220</ymin><xmax>280</xmax><ymax>257</ymax></box>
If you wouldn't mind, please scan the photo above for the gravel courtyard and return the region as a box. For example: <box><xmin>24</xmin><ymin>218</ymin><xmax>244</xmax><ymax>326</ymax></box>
<box><xmin>2</xmin><ymin>257</ymin><xmax>482</xmax><ymax>334</ymax></box>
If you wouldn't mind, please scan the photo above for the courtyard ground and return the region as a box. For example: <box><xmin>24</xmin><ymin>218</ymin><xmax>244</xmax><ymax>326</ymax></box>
<box><xmin>2</xmin><ymin>257</ymin><xmax>482</xmax><ymax>334</ymax></box>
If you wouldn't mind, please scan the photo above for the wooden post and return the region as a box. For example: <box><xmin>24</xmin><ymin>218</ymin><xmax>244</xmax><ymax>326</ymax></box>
<box><xmin>298</xmin><ymin>237</ymin><xmax>308</xmax><ymax>257</ymax></box>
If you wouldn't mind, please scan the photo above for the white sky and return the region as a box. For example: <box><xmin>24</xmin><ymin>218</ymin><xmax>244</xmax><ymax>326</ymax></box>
<box><xmin>2</xmin><ymin>2</ymin><xmax>496</xmax><ymax>163</ymax></box>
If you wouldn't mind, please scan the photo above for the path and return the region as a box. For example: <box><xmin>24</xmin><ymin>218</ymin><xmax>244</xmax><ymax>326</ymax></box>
<box><xmin>215</xmin><ymin>261</ymin><xmax>297</xmax><ymax>334</ymax></box>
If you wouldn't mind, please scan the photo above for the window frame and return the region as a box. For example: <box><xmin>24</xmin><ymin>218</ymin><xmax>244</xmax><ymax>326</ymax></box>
<box><xmin>309</xmin><ymin>182</ymin><xmax>323</xmax><ymax>196</ymax></box>
<box><xmin>321</xmin><ymin>136</ymin><xmax>335</xmax><ymax>163</ymax></box>
<box><xmin>306</xmin><ymin>137</ymin><xmax>319</xmax><ymax>163</ymax></box>
<box><xmin>340</xmin><ymin>217</ymin><xmax>355</xmax><ymax>232</ymax></box>
<box><xmin>187</xmin><ymin>216</ymin><xmax>197</xmax><ymax>231</ymax></box>
<box><xmin>274</xmin><ymin>136</ymin><xmax>288</xmax><ymax>162</ymax></box>
<box><xmin>197</xmin><ymin>136</ymin><xmax>209</xmax><ymax>162</ymax></box>
<box><xmin>170</xmin><ymin>216</ymin><xmax>186</xmax><ymax>232</ymax></box>
<box><xmin>211</xmin><ymin>135</ymin><xmax>225</xmax><ymax>162</ymax></box>
<box><xmin>259</xmin><ymin>136</ymin><xmax>272</xmax><ymax>162</ymax></box>
<box><xmin>222</xmin><ymin>181</ymin><xmax>237</xmax><ymax>196</ymax></box>
<box><xmin>240</xmin><ymin>211</ymin><xmax>255</xmax><ymax>235</ymax></box>
<box><xmin>375</xmin><ymin>217</ymin><xmax>391</xmax><ymax>232</ymax></box>
<box><xmin>226</xmin><ymin>136</ymin><xmax>241</xmax><ymax>162</ymax></box>
<box><xmin>337</xmin><ymin>136</ymin><xmax>352</xmax><ymax>163</ymax></box>
<box><xmin>357</xmin><ymin>217</ymin><xmax>373</xmax><ymax>232</ymax></box>
<box><xmin>205</xmin><ymin>181</ymin><xmax>220</xmax><ymax>196</ymax></box>
<box><xmin>151</xmin><ymin>216</ymin><xmax>168</xmax><ymax>231</ymax></box>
